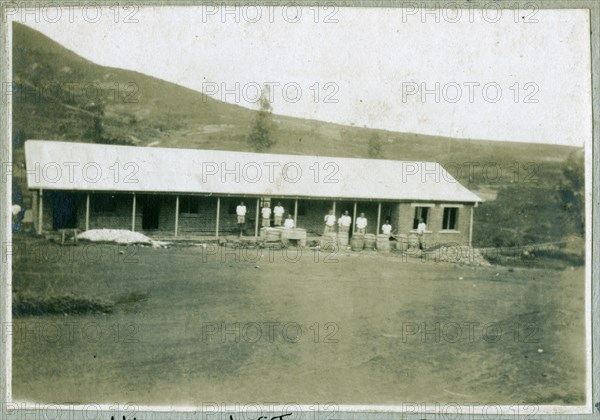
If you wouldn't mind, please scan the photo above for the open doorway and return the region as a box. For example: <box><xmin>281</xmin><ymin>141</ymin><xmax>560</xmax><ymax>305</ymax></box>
<box><xmin>141</xmin><ymin>195</ymin><xmax>160</xmax><ymax>230</ymax></box>
<box><xmin>51</xmin><ymin>191</ymin><xmax>78</xmax><ymax>229</ymax></box>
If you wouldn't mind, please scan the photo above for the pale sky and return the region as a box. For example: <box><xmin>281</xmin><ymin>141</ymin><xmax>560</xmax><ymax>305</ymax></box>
<box><xmin>13</xmin><ymin>6</ymin><xmax>592</xmax><ymax>147</ymax></box>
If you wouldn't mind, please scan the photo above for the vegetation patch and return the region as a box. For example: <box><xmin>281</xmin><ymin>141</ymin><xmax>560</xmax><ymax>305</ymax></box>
<box><xmin>482</xmin><ymin>247</ymin><xmax>585</xmax><ymax>270</ymax></box>
<box><xmin>12</xmin><ymin>290</ymin><xmax>150</xmax><ymax>316</ymax></box>
<box><xmin>12</xmin><ymin>293</ymin><xmax>114</xmax><ymax>316</ymax></box>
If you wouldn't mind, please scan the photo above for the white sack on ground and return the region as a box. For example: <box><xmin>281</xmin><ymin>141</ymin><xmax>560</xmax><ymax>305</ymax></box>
<box><xmin>77</xmin><ymin>229</ymin><xmax>169</xmax><ymax>247</ymax></box>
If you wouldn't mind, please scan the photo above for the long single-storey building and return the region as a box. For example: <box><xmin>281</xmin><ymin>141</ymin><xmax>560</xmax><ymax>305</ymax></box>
<box><xmin>24</xmin><ymin>140</ymin><xmax>482</xmax><ymax>245</ymax></box>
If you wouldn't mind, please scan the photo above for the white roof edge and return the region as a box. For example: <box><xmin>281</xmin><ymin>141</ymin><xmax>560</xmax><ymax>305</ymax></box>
<box><xmin>25</xmin><ymin>139</ymin><xmax>452</xmax><ymax>168</ymax></box>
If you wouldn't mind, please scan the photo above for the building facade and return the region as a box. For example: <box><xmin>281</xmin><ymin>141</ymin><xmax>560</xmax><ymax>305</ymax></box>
<box><xmin>25</xmin><ymin>140</ymin><xmax>482</xmax><ymax>245</ymax></box>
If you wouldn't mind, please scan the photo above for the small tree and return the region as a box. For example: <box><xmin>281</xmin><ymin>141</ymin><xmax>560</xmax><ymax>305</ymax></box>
<box><xmin>247</xmin><ymin>86</ymin><xmax>275</xmax><ymax>152</ymax></box>
<box><xmin>368</xmin><ymin>133</ymin><xmax>383</xmax><ymax>158</ymax></box>
<box><xmin>84</xmin><ymin>101</ymin><xmax>105</xmax><ymax>143</ymax></box>
<box><xmin>557</xmin><ymin>150</ymin><xmax>585</xmax><ymax>235</ymax></box>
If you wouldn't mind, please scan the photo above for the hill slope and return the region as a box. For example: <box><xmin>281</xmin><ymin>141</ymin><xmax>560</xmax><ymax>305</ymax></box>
<box><xmin>12</xmin><ymin>22</ymin><xmax>576</xmax><ymax>167</ymax></box>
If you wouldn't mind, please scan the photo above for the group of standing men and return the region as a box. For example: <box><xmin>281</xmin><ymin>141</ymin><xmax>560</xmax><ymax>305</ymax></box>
<box><xmin>233</xmin><ymin>201</ymin><xmax>425</xmax><ymax>245</ymax></box>
<box><xmin>260</xmin><ymin>202</ymin><xmax>294</xmax><ymax>228</ymax></box>
<box><xmin>235</xmin><ymin>201</ymin><xmax>295</xmax><ymax>236</ymax></box>
<box><xmin>324</xmin><ymin>209</ymin><xmax>393</xmax><ymax>236</ymax></box>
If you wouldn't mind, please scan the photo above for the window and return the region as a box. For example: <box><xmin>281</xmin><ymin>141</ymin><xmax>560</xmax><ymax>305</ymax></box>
<box><xmin>412</xmin><ymin>207</ymin><xmax>430</xmax><ymax>229</ymax></box>
<box><xmin>92</xmin><ymin>193</ymin><xmax>117</xmax><ymax>213</ymax></box>
<box><xmin>442</xmin><ymin>207</ymin><xmax>458</xmax><ymax>230</ymax></box>
<box><xmin>179</xmin><ymin>196</ymin><xmax>200</xmax><ymax>214</ymax></box>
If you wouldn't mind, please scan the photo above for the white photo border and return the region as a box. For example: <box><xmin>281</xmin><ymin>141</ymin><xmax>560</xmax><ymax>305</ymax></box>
<box><xmin>0</xmin><ymin>1</ymin><xmax>598</xmax><ymax>419</ymax></box>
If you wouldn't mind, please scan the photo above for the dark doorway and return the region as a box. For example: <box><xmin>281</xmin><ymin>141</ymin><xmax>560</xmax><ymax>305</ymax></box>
<box><xmin>51</xmin><ymin>191</ymin><xmax>78</xmax><ymax>229</ymax></box>
<box><xmin>141</xmin><ymin>195</ymin><xmax>160</xmax><ymax>230</ymax></box>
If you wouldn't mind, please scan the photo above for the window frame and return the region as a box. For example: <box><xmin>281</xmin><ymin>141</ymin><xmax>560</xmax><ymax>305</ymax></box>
<box><xmin>441</xmin><ymin>206</ymin><xmax>460</xmax><ymax>231</ymax></box>
<box><xmin>412</xmin><ymin>205</ymin><xmax>432</xmax><ymax>230</ymax></box>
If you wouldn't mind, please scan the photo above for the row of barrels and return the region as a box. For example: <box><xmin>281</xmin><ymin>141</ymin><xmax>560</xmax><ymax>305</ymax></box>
<box><xmin>262</xmin><ymin>227</ymin><xmax>307</xmax><ymax>245</ymax></box>
<box><xmin>266</xmin><ymin>228</ymin><xmax>423</xmax><ymax>251</ymax></box>
<box><xmin>351</xmin><ymin>234</ymin><xmax>391</xmax><ymax>251</ymax></box>
<box><xmin>322</xmin><ymin>233</ymin><xmax>422</xmax><ymax>252</ymax></box>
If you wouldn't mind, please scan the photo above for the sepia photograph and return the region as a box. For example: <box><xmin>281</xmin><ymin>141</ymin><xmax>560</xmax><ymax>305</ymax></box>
<box><xmin>1</xmin><ymin>2</ymin><xmax>596</xmax><ymax>419</ymax></box>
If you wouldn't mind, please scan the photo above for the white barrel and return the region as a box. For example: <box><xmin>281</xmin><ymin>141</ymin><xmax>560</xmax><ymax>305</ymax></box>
<box><xmin>408</xmin><ymin>234</ymin><xmax>419</xmax><ymax>249</ymax></box>
<box><xmin>337</xmin><ymin>232</ymin><xmax>349</xmax><ymax>247</ymax></box>
<box><xmin>350</xmin><ymin>236</ymin><xmax>364</xmax><ymax>251</ymax></box>
<box><xmin>396</xmin><ymin>234</ymin><xmax>409</xmax><ymax>251</ymax></box>
<box><xmin>321</xmin><ymin>232</ymin><xmax>337</xmax><ymax>248</ymax></box>
<box><xmin>364</xmin><ymin>233</ymin><xmax>376</xmax><ymax>249</ymax></box>
<box><xmin>376</xmin><ymin>234</ymin><xmax>391</xmax><ymax>252</ymax></box>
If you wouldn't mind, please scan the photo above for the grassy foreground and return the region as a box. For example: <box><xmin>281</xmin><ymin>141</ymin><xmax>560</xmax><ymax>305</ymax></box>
<box><xmin>11</xmin><ymin>236</ymin><xmax>585</xmax><ymax>406</ymax></box>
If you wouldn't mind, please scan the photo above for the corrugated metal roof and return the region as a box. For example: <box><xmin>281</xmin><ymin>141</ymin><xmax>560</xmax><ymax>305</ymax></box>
<box><xmin>24</xmin><ymin>140</ymin><xmax>482</xmax><ymax>203</ymax></box>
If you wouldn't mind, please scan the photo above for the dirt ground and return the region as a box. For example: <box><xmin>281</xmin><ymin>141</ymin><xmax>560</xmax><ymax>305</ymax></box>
<box><xmin>10</xmin><ymin>236</ymin><xmax>586</xmax><ymax>407</ymax></box>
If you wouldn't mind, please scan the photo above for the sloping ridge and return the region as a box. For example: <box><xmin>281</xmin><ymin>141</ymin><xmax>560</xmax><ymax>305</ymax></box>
<box><xmin>12</xmin><ymin>22</ymin><xmax>577</xmax><ymax>161</ymax></box>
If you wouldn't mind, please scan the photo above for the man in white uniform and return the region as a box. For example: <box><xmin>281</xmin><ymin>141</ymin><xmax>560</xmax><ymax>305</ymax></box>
<box><xmin>12</xmin><ymin>204</ymin><xmax>22</xmax><ymax>233</ymax></box>
<box><xmin>284</xmin><ymin>214</ymin><xmax>295</xmax><ymax>229</ymax></box>
<box><xmin>338</xmin><ymin>210</ymin><xmax>351</xmax><ymax>233</ymax></box>
<box><xmin>261</xmin><ymin>205</ymin><xmax>272</xmax><ymax>227</ymax></box>
<box><xmin>355</xmin><ymin>212</ymin><xmax>367</xmax><ymax>235</ymax></box>
<box><xmin>416</xmin><ymin>218</ymin><xmax>427</xmax><ymax>250</ymax></box>
<box><xmin>12</xmin><ymin>204</ymin><xmax>22</xmax><ymax>217</ymax></box>
<box><xmin>381</xmin><ymin>219</ymin><xmax>393</xmax><ymax>236</ymax></box>
<box><xmin>273</xmin><ymin>202</ymin><xmax>285</xmax><ymax>226</ymax></box>
<box><xmin>324</xmin><ymin>209</ymin><xmax>336</xmax><ymax>233</ymax></box>
<box><xmin>236</xmin><ymin>201</ymin><xmax>247</xmax><ymax>236</ymax></box>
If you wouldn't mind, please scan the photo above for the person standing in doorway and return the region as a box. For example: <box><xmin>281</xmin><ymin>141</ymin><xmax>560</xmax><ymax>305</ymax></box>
<box><xmin>416</xmin><ymin>217</ymin><xmax>427</xmax><ymax>250</ymax></box>
<box><xmin>338</xmin><ymin>210</ymin><xmax>351</xmax><ymax>233</ymax></box>
<box><xmin>324</xmin><ymin>209</ymin><xmax>336</xmax><ymax>234</ymax></box>
<box><xmin>355</xmin><ymin>212</ymin><xmax>367</xmax><ymax>235</ymax></box>
<box><xmin>236</xmin><ymin>201</ymin><xmax>247</xmax><ymax>237</ymax></box>
<box><xmin>273</xmin><ymin>202</ymin><xmax>285</xmax><ymax>226</ymax></box>
<box><xmin>381</xmin><ymin>219</ymin><xmax>393</xmax><ymax>237</ymax></box>
<box><xmin>261</xmin><ymin>204</ymin><xmax>272</xmax><ymax>228</ymax></box>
